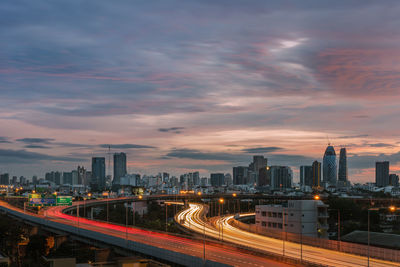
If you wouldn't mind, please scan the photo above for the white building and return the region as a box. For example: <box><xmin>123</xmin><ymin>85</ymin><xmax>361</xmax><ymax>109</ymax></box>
<box><xmin>255</xmin><ymin>200</ymin><xmax>329</xmax><ymax>238</ymax></box>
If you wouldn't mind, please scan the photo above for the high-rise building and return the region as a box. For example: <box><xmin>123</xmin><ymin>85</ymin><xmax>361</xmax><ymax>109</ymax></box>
<box><xmin>253</xmin><ymin>155</ymin><xmax>268</xmax><ymax>184</ymax></box>
<box><xmin>323</xmin><ymin>145</ymin><xmax>337</xmax><ymax>186</ymax></box>
<box><xmin>233</xmin><ymin>166</ymin><xmax>248</xmax><ymax>185</ymax></box>
<box><xmin>0</xmin><ymin>173</ymin><xmax>9</xmax><ymax>185</ymax></box>
<box><xmin>210</xmin><ymin>173</ymin><xmax>225</xmax><ymax>187</ymax></box>
<box><xmin>63</xmin><ymin>172</ymin><xmax>72</xmax><ymax>185</ymax></box>
<box><xmin>92</xmin><ymin>157</ymin><xmax>106</xmax><ymax>191</ymax></box>
<box><xmin>389</xmin><ymin>174</ymin><xmax>399</xmax><ymax>187</ymax></box>
<box><xmin>224</xmin><ymin>173</ymin><xmax>233</xmax><ymax>186</ymax></box>
<box><xmin>376</xmin><ymin>161</ymin><xmax>389</xmax><ymax>187</ymax></box>
<box><xmin>269</xmin><ymin>166</ymin><xmax>292</xmax><ymax>190</ymax></box>
<box><xmin>32</xmin><ymin>175</ymin><xmax>38</xmax><ymax>185</ymax></box>
<box><xmin>300</xmin><ymin>166</ymin><xmax>313</xmax><ymax>187</ymax></box>
<box><xmin>113</xmin><ymin>153</ymin><xmax>127</xmax><ymax>185</ymax></box>
<box><xmin>54</xmin><ymin>171</ymin><xmax>62</xmax><ymax>185</ymax></box>
<box><xmin>312</xmin><ymin>161</ymin><xmax>321</xmax><ymax>188</ymax></box>
<box><xmin>192</xmin><ymin>171</ymin><xmax>200</xmax><ymax>186</ymax></box>
<box><xmin>338</xmin><ymin>148</ymin><xmax>348</xmax><ymax>182</ymax></box>
<box><xmin>12</xmin><ymin>176</ymin><xmax>18</xmax><ymax>185</ymax></box>
<box><xmin>77</xmin><ymin>166</ymin><xmax>86</xmax><ymax>185</ymax></box>
<box><xmin>72</xmin><ymin>170</ymin><xmax>79</xmax><ymax>185</ymax></box>
<box><xmin>257</xmin><ymin>166</ymin><xmax>270</xmax><ymax>187</ymax></box>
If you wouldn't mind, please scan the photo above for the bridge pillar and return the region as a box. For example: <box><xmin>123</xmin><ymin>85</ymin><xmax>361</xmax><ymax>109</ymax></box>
<box><xmin>90</xmin><ymin>207</ymin><xmax>94</xmax><ymax>220</ymax></box>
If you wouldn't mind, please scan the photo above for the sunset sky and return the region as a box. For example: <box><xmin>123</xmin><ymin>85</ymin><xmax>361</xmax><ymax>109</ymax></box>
<box><xmin>1</xmin><ymin>1</ymin><xmax>400</xmax><ymax>183</ymax></box>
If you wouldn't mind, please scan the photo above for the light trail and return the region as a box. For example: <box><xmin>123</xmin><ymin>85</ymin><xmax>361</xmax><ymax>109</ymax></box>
<box><xmin>177</xmin><ymin>203</ymin><xmax>400</xmax><ymax>267</ymax></box>
<box><xmin>0</xmin><ymin>200</ymin><xmax>290</xmax><ymax>267</ymax></box>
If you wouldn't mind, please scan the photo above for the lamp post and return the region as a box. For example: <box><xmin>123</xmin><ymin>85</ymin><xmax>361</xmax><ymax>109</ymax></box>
<box><xmin>125</xmin><ymin>201</ymin><xmax>129</xmax><ymax>248</ymax></box>
<box><xmin>282</xmin><ymin>208</ymin><xmax>285</xmax><ymax>257</ymax></box>
<box><xmin>232</xmin><ymin>193</ymin><xmax>237</xmax><ymax>214</ymax></box>
<box><xmin>218</xmin><ymin>198</ymin><xmax>224</xmax><ymax>241</ymax></box>
<box><xmin>368</xmin><ymin>206</ymin><xmax>396</xmax><ymax>267</ymax></box>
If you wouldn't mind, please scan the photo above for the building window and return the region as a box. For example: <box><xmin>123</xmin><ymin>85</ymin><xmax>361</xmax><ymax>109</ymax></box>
<box><xmin>278</xmin><ymin>213</ymin><xmax>282</xmax><ymax>218</ymax></box>
<box><xmin>262</xmin><ymin>221</ymin><xmax>267</xmax><ymax>227</ymax></box>
<box><xmin>273</xmin><ymin>212</ymin><xmax>277</xmax><ymax>217</ymax></box>
<box><xmin>268</xmin><ymin>222</ymin><xmax>272</xmax><ymax>227</ymax></box>
<box><xmin>273</xmin><ymin>222</ymin><xmax>277</xmax><ymax>228</ymax></box>
<box><xmin>261</xmin><ymin>211</ymin><xmax>266</xmax><ymax>217</ymax></box>
<box><xmin>268</xmin><ymin>212</ymin><xmax>272</xmax><ymax>217</ymax></box>
<box><xmin>256</xmin><ymin>221</ymin><xmax>260</xmax><ymax>224</ymax></box>
<box><xmin>290</xmin><ymin>213</ymin><xmax>294</xmax><ymax>216</ymax></box>
<box><xmin>278</xmin><ymin>223</ymin><xmax>282</xmax><ymax>229</ymax></box>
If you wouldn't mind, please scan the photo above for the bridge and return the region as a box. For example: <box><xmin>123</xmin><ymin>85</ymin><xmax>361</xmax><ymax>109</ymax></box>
<box><xmin>0</xmin><ymin>198</ymin><xmax>290</xmax><ymax>267</ymax></box>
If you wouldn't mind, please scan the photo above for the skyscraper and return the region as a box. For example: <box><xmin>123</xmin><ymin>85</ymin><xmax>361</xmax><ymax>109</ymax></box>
<box><xmin>300</xmin><ymin>165</ymin><xmax>313</xmax><ymax>187</ymax></box>
<box><xmin>257</xmin><ymin>166</ymin><xmax>270</xmax><ymax>187</ymax></box>
<box><xmin>253</xmin><ymin>155</ymin><xmax>268</xmax><ymax>184</ymax></box>
<box><xmin>338</xmin><ymin>148</ymin><xmax>348</xmax><ymax>182</ymax></box>
<box><xmin>233</xmin><ymin>166</ymin><xmax>248</xmax><ymax>185</ymax></box>
<box><xmin>92</xmin><ymin>157</ymin><xmax>106</xmax><ymax>191</ymax></box>
<box><xmin>323</xmin><ymin>145</ymin><xmax>337</xmax><ymax>186</ymax></box>
<box><xmin>312</xmin><ymin>161</ymin><xmax>321</xmax><ymax>188</ymax></box>
<box><xmin>113</xmin><ymin>152</ymin><xmax>127</xmax><ymax>185</ymax></box>
<box><xmin>268</xmin><ymin>166</ymin><xmax>292</xmax><ymax>190</ymax></box>
<box><xmin>376</xmin><ymin>161</ymin><xmax>389</xmax><ymax>187</ymax></box>
<box><xmin>210</xmin><ymin>173</ymin><xmax>225</xmax><ymax>187</ymax></box>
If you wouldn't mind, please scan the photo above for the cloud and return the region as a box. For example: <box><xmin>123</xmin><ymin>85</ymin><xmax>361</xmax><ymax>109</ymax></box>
<box><xmin>24</xmin><ymin>145</ymin><xmax>51</xmax><ymax>149</ymax></box>
<box><xmin>99</xmin><ymin>144</ymin><xmax>155</xmax><ymax>149</ymax></box>
<box><xmin>0</xmin><ymin>137</ymin><xmax>11</xmax><ymax>143</ymax></box>
<box><xmin>367</xmin><ymin>143</ymin><xmax>395</xmax><ymax>148</ymax></box>
<box><xmin>158</xmin><ymin>127</ymin><xmax>185</xmax><ymax>134</ymax></box>
<box><xmin>16</xmin><ymin>138</ymin><xmax>54</xmax><ymax>144</ymax></box>
<box><xmin>241</xmin><ymin>146</ymin><xmax>282</xmax><ymax>153</ymax></box>
<box><xmin>165</xmin><ymin>149</ymin><xmax>245</xmax><ymax>162</ymax></box>
<box><xmin>338</xmin><ymin>134</ymin><xmax>369</xmax><ymax>139</ymax></box>
<box><xmin>0</xmin><ymin>149</ymin><xmax>83</xmax><ymax>163</ymax></box>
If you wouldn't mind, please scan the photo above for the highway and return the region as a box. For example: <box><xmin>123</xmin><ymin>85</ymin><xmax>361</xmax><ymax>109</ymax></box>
<box><xmin>0</xmin><ymin>200</ymin><xmax>290</xmax><ymax>267</ymax></box>
<box><xmin>176</xmin><ymin>203</ymin><xmax>400</xmax><ymax>267</ymax></box>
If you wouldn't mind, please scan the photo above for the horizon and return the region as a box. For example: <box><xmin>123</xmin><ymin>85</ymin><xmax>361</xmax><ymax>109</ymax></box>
<box><xmin>2</xmin><ymin>1</ymin><xmax>400</xmax><ymax>183</ymax></box>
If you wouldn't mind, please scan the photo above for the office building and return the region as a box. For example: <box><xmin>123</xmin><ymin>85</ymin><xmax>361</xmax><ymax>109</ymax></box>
<box><xmin>389</xmin><ymin>174</ymin><xmax>399</xmax><ymax>187</ymax></box>
<box><xmin>72</xmin><ymin>170</ymin><xmax>78</xmax><ymax>185</ymax></box>
<box><xmin>113</xmin><ymin>153</ymin><xmax>127</xmax><ymax>185</ymax></box>
<box><xmin>77</xmin><ymin>166</ymin><xmax>86</xmax><ymax>185</ymax></box>
<box><xmin>257</xmin><ymin>166</ymin><xmax>270</xmax><ymax>187</ymax></box>
<box><xmin>233</xmin><ymin>166</ymin><xmax>248</xmax><ymax>185</ymax></box>
<box><xmin>269</xmin><ymin>166</ymin><xmax>292</xmax><ymax>190</ymax></box>
<box><xmin>63</xmin><ymin>172</ymin><xmax>72</xmax><ymax>185</ymax></box>
<box><xmin>376</xmin><ymin>161</ymin><xmax>390</xmax><ymax>187</ymax></box>
<box><xmin>300</xmin><ymin>166</ymin><xmax>313</xmax><ymax>187</ymax></box>
<box><xmin>224</xmin><ymin>173</ymin><xmax>232</xmax><ymax>186</ymax></box>
<box><xmin>92</xmin><ymin>157</ymin><xmax>106</xmax><ymax>191</ymax></box>
<box><xmin>210</xmin><ymin>173</ymin><xmax>225</xmax><ymax>187</ymax></box>
<box><xmin>253</xmin><ymin>155</ymin><xmax>268</xmax><ymax>184</ymax></box>
<box><xmin>0</xmin><ymin>173</ymin><xmax>9</xmax><ymax>185</ymax></box>
<box><xmin>312</xmin><ymin>161</ymin><xmax>321</xmax><ymax>188</ymax></box>
<box><xmin>32</xmin><ymin>176</ymin><xmax>38</xmax><ymax>185</ymax></box>
<box><xmin>192</xmin><ymin>171</ymin><xmax>200</xmax><ymax>186</ymax></box>
<box><xmin>338</xmin><ymin>148</ymin><xmax>348</xmax><ymax>185</ymax></box>
<box><xmin>323</xmin><ymin>145</ymin><xmax>337</xmax><ymax>186</ymax></box>
<box><xmin>54</xmin><ymin>171</ymin><xmax>62</xmax><ymax>185</ymax></box>
<box><xmin>255</xmin><ymin>200</ymin><xmax>329</xmax><ymax>238</ymax></box>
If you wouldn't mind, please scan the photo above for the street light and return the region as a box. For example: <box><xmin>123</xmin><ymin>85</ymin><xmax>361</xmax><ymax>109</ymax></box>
<box><xmin>368</xmin><ymin>206</ymin><xmax>396</xmax><ymax>267</ymax></box>
<box><xmin>314</xmin><ymin>195</ymin><xmax>320</xmax><ymax>200</ymax></box>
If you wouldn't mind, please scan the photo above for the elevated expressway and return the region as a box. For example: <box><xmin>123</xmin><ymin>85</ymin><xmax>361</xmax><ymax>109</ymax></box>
<box><xmin>0</xmin><ymin>199</ymin><xmax>290</xmax><ymax>267</ymax></box>
<box><xmin>176</xmin><ymin>203</ymin><xmax>400</xmax><ymax>267</ymax></box>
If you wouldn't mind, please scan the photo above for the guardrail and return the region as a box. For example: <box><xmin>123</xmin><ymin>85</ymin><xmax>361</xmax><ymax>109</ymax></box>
<box><xmin>230</xmin><ymin>216</ymin><xmax>400</xmax><ymax>263</ymax></box>
<box><xmin>0</xmin><ymin>204</ymin><xmax>230</xmax><ymax>267</ymax></box>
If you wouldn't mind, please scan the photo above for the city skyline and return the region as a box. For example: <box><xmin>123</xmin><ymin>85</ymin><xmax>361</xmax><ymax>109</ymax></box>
<box><xmin>1</xmin><ymin>1</ymin><xmax>400</xmax><ymax>182</ymax></box>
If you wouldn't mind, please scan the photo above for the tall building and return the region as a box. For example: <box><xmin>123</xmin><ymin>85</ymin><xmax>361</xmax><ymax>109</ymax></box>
<box><xmin>312</xmin><ymin>161</ymin><xmax>321</xmax><ymax>188</ymax></box>
<box><xmin>192</xmin><ymin>171</ymin><xmax>200</xmax><ymax>186</ymax></box>
<box><xmin>0</xmin><ymin>173</ymin><xmax>9</xmax><ymax>185</ymax></box>
<box><xmin>92</xmin><ymin>157</ymin><xmax>106</xmax><ymax>191</ymax></box>
<box><xmin>253</xmin><ymin>156</ymin><xmax>268</xmax><ymax>184</ymax></box>
<box><xmin>338</xmin><ymin>148</ymin><xmax>348</xmax><ymax>182</ymax></box>
<box><xmin>210</xmin><ymin>173</ymin><xmax>225</xmax><ymax>187</ymax></box>
<box><xmin>257</xmin><ymin>166</ymin><xmax>270</xmax><ymax>187</ymax></box>
<box><xmin>77</xmin><ymin>166</ymin><xmax>86</xmax><ymax>185</ymax></box>
<box><xmin>389</xmin><ymin>174</ymin><xmax>399</xmax><ymax>187</ymax></box>
<box><xmin>224</xmin><ymin>173</ymin><xmax>233</xmax><ymax>186</ymax></box>
<box><xmin>376</xmin><ymin>161</ymin><xmax>389</xmax><ymax>187</ymax></box>
<box><xmin>269</xmin><ymin>166</ymin><xmax>292</xmax><ymax>190</ymax></box>
<box><xmin>72</xmin><ymin>170</ymin><xmax>79</xmax><ymax>185</ymax></box>
<box><xmin>323</xmin><ymin>145</ymin><xmax>337</xmax><ymax>186</ymax></box>
<box><xmin>113</xmin><ymin>153</ymin><xmax>127</xmax><ymax>185</ymax></box>
<box><xmin>233</xmin><ymin>166</ymin><xmax>248</xmax><ymax>185</ymax></box>
<box><xmin>54</xmin><ymin>171</ymin><xmax>62</xmax><ymax>185</ymax></box>
<box><xmin>63</xmin><ymin>172</ymin><xmax>72</xmax><ymax>185</ymax></box>
<box><xmin>300</xmin><ymin>166</ymin><xmax>313</xmax><ymax>187</ymax></box>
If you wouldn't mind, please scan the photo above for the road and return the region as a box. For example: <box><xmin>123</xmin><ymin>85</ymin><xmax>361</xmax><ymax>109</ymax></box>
<box><xmin>176</xmin><ymin>203</ymin><xmax>400</xmax><ymax>267</ymax></box>
<box><xmin>0</xmin><ymin>200</ymin><xmax>290</xmax><ymax>267</ymax></box>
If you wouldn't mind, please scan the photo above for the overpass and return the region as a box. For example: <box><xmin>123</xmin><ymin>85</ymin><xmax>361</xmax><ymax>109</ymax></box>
<box><xmin>0</xmin><ymin>199</ymin><xmax>290</xmax><ymax>267</ymax></box>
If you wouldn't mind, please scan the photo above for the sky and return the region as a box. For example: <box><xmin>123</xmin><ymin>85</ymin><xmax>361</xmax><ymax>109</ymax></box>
<box><xmin>1</xmin><ymin>0</ymin><xmax>400</xmax><ymax>183</ymax></box>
